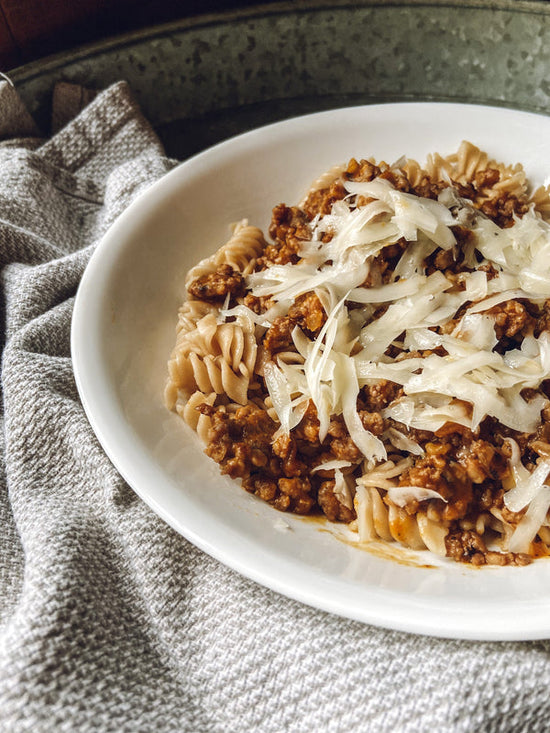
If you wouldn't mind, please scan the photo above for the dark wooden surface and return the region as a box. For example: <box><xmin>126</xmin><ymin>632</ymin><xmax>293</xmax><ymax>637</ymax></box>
<box><xmin>0</xmin><ymin>0</ymin><xmax>265</xmax><ymax>70</ymax></box>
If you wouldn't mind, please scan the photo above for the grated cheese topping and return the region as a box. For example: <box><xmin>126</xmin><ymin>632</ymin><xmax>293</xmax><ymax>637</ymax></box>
<box><xmin>248</xmin><ymin>173</ymin><xmax>550</xmax><ymax>552</ymax></box>
<box><xmin>386</xmin><ymin>485</ymin><xmax>448</xmax><ymax>508</ymax></box>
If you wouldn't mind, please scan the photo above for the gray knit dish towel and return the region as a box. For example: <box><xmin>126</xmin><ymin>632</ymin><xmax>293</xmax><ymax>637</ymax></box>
<box><xmin>1</xmin><ymin>79</ymin><xmax>550</xmax><ymax>733</ymax></box>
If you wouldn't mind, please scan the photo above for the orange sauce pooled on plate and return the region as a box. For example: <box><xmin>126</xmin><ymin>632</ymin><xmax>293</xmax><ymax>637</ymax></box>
<box><xmin>295</xmin><ymin>514</ymin><xmax>436</xmax><ymax>569</ymax></box>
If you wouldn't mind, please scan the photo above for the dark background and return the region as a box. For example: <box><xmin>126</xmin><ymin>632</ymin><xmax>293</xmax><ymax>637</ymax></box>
<box><xmin>0</xmin><ymin>0</ymin><xmax>268</xmax><ymax>70</ymax></box>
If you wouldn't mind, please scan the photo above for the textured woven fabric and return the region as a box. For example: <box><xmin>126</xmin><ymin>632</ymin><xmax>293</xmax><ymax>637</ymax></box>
<box><xmin>1</xmin><ymin>80</ymin><xmax>550</xmax><ymax>733</ymax></box>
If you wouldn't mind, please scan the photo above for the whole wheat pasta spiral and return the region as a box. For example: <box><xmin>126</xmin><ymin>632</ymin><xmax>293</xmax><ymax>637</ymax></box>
<box><xmin>353</xmin><ymin>458</ymin><xmax>449</xmax><ymax>555</ymax></box>
<box><xmin>400</xmin><ymin>157</ymin><xmax>428</xmax><ymax>188</ymax></box>
<box><xmin>298</xmin><ymin>163</ymin><xmax>346</xmax><ymax>207</ymax></box>
<box><xmin>175</xmin><ymin>300</ymin><xmax>219</xmax><ymax>341</ymax></box>
<box><xmin>185</xmin><ymin>219</ymin><xmax>267</xmax><ymax>288</ymax></box>
<box><xmin>354</xmin><ymin>485</ymin><xmax>449</xmax><ymax>556</ymax></box>
<box><xmin>166</xmin><ymin>313</ymin><xmax>257</xmax><ymax>405</ymax></box>
<box><xmin>177</xmin><ymin>390</ymin><xmax>217</xmax><ymax>443</ymax></box>
<box><xmin>165</xmin><ymin>301</ymin><xmax>220</xmax><ymax>409</ymax></box>
<box><xmin>529</xmin><ymin>185</ymin><xmax>550</xmax><ymax>219</ymax></box>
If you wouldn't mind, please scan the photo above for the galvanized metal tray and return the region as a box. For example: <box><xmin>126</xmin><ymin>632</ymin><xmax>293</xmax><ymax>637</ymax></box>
<box><xmin>10</xmin><ymin>0</ymin><xmax>550</xmax><ymax>158</ymax></box>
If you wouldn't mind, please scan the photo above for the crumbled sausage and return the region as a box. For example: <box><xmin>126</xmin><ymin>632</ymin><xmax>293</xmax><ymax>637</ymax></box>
<box><xmin>293</xmin><ymin>402</ymin><xmax>320</xmax><ymax>443</ymax></box>
<box><xmin>288</xmin><ymin>292</ymin><xmax>327</xmax><ymax>334</ymax></box>
<box><xmin>445</xmin><ymin>529</ymin><xmax>489</xmax><ymax>565</ymax></box>
<box><xmin>243</xmin><ymin>293</ymin><xmax>275</xmax><ymax>315</ymax></box>
<box><xmin>329</xmin><ymin>435</ymin><xmax>362</xmax><ymax>463</ymax></box>
<box><xmin>378</xmin><ymin>169</ymin><xmax>411</xmax><ymax>193</ymax></box>
<box><xmin>479</xmin><ymin>192</ymin><xmax>529</xmax><ymax>228</ymax></box>
<box><xmin>318</xmin><ymin>480</ymin><xmax>356</xmax><ymax>523</ymax></box>
<box><xmin>345</xmin><ymin>158</ymin><xmax>381</xmax><ymax>183</ymax></box>
<box><xmin>272</xmin><ymin>434</ymin><xmax>307</xmax><ymax>478</ymax></box>
<box><xmin>277</xmin><ymin>477</ymin><xmax>315</xmax><ymax>514</ymax></box>
<box><xmin>359</xmin><ymin>411</ymin><xmax>385</xmax><ymax>435</ymax></box>
<box><xmin>263</xmin><ymin>291</ymin><xmax>327</xmax><ymax>355</ymax></box>
<box><xmin>259</xmin><ymin>204</ymin><xmax>311</xmax><ymax>266</ymax></box>
<box><xmin>278</xmin><ymin>476</ymin><xmax>307</xmax><ymax>497</ymax></box>
<box><xmin>327</xmin><ymin>416</ymin><xmax>362</xmax><ymax>462</ymax></box>
<box><xmin>187</xmin><ymin>263</ymin><xmax>244</xmax><ymax>303</ymax></box>
<box><xmin>445</xmin><ymin>529</ymin><xmax>532</xmax><ymax>566</ymax></box>
<box><xmin>360</xmin><ymin>380</ymin><xmax>403</xmax><ymax>412</ymax></box>
<box><xmin>302</xmin><ymin>181</ymin><xmax>347</xmax><ymax>219</ymax></box>
<box><xmin>401</xmin><ymin>445</ymin><xmax>473</xmax><ymax>521</ymax></box>
<box><xmin>402</xmin><ymin>448</ymin><xmax>448</xmax><ymax>492</ymax></box>
<box><xmin>474</xmin><ymin>167</ymin><xmax>500</xmax><ymax>189</ymax></box>
<box><xmin>263</xmin><ymin>315</ymin><xmax>294</xmax><ymax>354</ymax></box>
<box><xmin>535</xmin><ymin>299</ymin><xmax>550</xmax><ymax>336</ymax></box>
<box><xmin>457</xmin><ymin>440</ymin><xmax>501</xmax><ymax>484</ymax></box>
<box><xmin>202</xmin><ymin>404</ymin><xmax>275</xmax><ymax>477</ymax></box>
<box><xmin>411</xmin><ymin>177</ymin><xmax>447</xmax><ymax>200</ymax></box>
<box><xmin>488</xmin><ymin>299</ymin><xmax>534</xmax><ymax>341</ymax></box>
<box><xmin>247</xmin><ymin>476</ymin><xmax>278</xmax><ymax>502</ymax></box>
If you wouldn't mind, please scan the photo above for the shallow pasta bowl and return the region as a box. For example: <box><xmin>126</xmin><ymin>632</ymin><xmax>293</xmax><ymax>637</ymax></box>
<box><xmin>72</xmin><ymin>102</ymin><xmax>550</xmax><ymax>641</ymax></box>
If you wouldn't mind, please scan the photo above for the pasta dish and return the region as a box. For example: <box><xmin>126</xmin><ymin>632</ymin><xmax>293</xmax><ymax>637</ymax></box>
<box><xmin>165</xmin><ymin>142</ymin><xmax>550</xmax><ymax>566</ymax></box>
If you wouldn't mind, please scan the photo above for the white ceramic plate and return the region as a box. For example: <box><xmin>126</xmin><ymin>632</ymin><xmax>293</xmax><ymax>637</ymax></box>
<box><xmin>72</xmin><ymin>103</ymin><xmax>550</xmax><ymax>641</ymax></box>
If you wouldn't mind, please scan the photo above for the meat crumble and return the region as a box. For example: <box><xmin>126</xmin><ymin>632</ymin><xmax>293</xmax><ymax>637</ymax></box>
<box><xmin>187</xmin><ymin>263</ymin><xmax>245</xmax><ymax>303</ymax></box>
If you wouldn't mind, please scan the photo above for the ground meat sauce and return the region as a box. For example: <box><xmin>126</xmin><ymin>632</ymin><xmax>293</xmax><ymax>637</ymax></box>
<box><xmin>187</xmin><ymin>263</ymin><xmax>245</xmax><ymax>303</ymax></box>
<box><xmin>200</xmin><ymin>400</ymin><xmax>360</xmax><ymax>519</ymax></box>
<box><xmin>263</xmin><ymin>292</ymin><xmax>327</xmax><ymax>356</ymax></box>
<box><xmin>257</xmin><ymin>204</ymin><xmax>312</xmax><ymax>267</ymax></box>
<box><xmin>174</xmin><ymin>148</ymin><xmax>550</xmax><ymax>567</ymax></box>
<box><xmin>488</xmin><ymin>299</ymin><xmax>534</xmax><ymax>342</ymax></box>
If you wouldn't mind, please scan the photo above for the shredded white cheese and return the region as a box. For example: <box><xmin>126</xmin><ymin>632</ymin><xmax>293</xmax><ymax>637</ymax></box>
<box><xmin>500</xmin><ymin>438</ymin><xmax>550</xmax><ymax>552</ymax></box>
<box><xmin>508</xmin><ymin>486</ymin><xmax>550</xmax><ymax>553</ymax></box>
<box><xmin>386</xmin><ymin>485</ymin><xmax>448</xmax><ymax>508</ymax></box>
<box><xmin>333</xmin><ymin>467</ymin><xmax>355</xmax><ymax>510</ymax></box>
<box><xmin>250</xmin><ymin>172</ymin><xmax>550</xmax><ymax>536</ymax></box>
<box><xmin>312</xmin><ymin>460</ymin><xmax>353</xmax><ymax>472</ymax></box>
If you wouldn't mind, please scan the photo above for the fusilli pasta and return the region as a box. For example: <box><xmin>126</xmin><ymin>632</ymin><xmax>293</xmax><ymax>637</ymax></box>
<box><xmin>166</xmin><ymin>312</ymin><xmax>257</xmax><ymax>405</ymax></box>
<box><xmin>185</xmin><ymin>219</ymin><xmax>267</xmax><ymax>287</ymax></box>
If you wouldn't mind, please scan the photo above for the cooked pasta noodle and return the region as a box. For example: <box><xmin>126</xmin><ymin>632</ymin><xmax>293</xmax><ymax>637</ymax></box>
<box><xmin>178</xmin><ymin>390</ymin><xmax>217</xmax><ymax>443</ymax></box>
<box><xmin>185</xmin><ymin>219</ymin><xmax>267</xmax><ymax>287</ymax></box>
<box><xmin>166</xmin><ymin>313</ymin><xmax>257</xmax><ymax>405</ymax></box>
<box><xmin>298</xmin><ymin>163</ymin><xmax>346</xmax><ymax>207</ymax></box>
